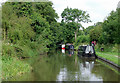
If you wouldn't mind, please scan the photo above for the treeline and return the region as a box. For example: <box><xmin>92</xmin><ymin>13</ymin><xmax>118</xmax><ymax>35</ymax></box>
<box><xmin>84</xmin><ymin>8</ymin><xmax>120</xmax><ymax>45</ymax></box>
<box><xmin>75</xmin><ymin>8</ymin><xmax>120</xmax><ymax>47</ymax></box>
<box><xmin>2</xmin><ymin>2</ymin><xmax>60</xmax><ymax>57</ymax></box>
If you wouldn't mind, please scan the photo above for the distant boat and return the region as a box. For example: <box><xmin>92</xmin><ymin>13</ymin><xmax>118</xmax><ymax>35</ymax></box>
<box><xmin>78</xmin><ymin>45</ymin><xmax>97</xmax><ymax>58</ymax></box>
<box><xmin>66</xmin><ymin>43</ymin><xmax>74</xmax><ymax>50</ymax></box>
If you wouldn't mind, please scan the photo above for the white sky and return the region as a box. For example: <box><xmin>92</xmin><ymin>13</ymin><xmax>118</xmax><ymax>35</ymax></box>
<box><xmin>0</xmin><ymin>0</ymin><xmax>119</xmax><ymax>28</ymax></box>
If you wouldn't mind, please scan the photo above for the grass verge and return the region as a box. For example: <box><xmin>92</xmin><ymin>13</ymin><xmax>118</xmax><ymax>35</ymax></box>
<box><xmin>96</xmin><ymin>52</ymin><xmax>120</xmax><ymax>66</ymax></box>
<box><xmin>2</xmin><ymin>56</ymin><xmax>31</xmax><ymax>80</ymax></box>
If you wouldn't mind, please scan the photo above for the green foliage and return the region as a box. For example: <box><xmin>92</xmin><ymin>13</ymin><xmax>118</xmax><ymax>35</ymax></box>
<box><xmin>2</xmin><ymin>1</ymin><xmax>59</xmax><ymax>58</ymax></box>
<box><xmin>2</xmin><ymin>1</ymin><xmax>60</xmax><ymax>79</ymax></box>
<box><xmin>84</xmin><ymin>26</ymin><xmax>94</xmax><ymax>35</ymax></box>
<box><xmin>65</xmin><ymin>22</ymin><xmax>77</xmax><ymax>42</ymax></box>
<box><xmin>61</xmin><ymin>7</ymin><xmax>91</xmax><ymax>42</ymax></box>
<box><xmin>2</xmin><ymin>56</ymin><xmax>31</xmax><ymax>79</ymax></box>
<box><xmin>2</xmin><ymin>44</ymin><xmax>16</xmax><ymax>57</ymax></box>
<box><xmin>49</xmin><ymin>22</ymin><xmax>61</xmax><ymax>47</ymax></box>
<box><xmin>61</xmin><ymin>7</ymin><xmax>91</xmax><ymax>23</ymax></box>
<box><xmin>75</xmin><ymin>35</ymin><xmax>90</xmax><ymax>46</ymax></box>
<box><xmin>101</xmin><ymin>9</ymin><xmax>119</xmax><ymax>44</ymax></box>
<box><xmin>11</xmin><ymin>2</ymin><xmax>33</xmax><ymax>17</ymax></box>
<box><xmin>87</xmin><ymin>8</ymin><xmax>119</xmax><ymax>45</ymax></box>
<box><xmin>35</xmin><ymin>2</ymin><xmax>58</xmax><ymax>23</ymax></box>
<box><xmin>89</xmin><ymin>24</ymin><xmax>102</xmax><ymax>43</ymax></box>
<box><xmin>95</xmin><ymin>44</ymin><xmax>118</xmax><ymax>53</ymax></box>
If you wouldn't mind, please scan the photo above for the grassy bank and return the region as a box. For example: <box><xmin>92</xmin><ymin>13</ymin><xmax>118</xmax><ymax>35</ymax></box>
<box><xmin>96</xmin><ymin>52</ymin><xmax>120</xmax><ymax>66</ymax></box>
<box><xmin>95</xmin><ymin>44</ymin><xmax>118</xmax><ymax>53</ymax></box>
<box><xmin>2</xmin><ymin>41</ymin><xmax>48</xmax><ymax>80</ymax></box>
<box><xmin>95</xmin><ymin>44</ymin><xmax>120</xmax><ymax>66</ymax></box>
<box><xmin>2</xmin><ymin>56</ymin><xmax>31</xmax><ymax>80</ymax></box>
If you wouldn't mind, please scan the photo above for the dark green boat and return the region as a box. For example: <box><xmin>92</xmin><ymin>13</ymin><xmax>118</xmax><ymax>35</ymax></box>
<box><xmin>78</xmin><ymin>45</ymin><xmax>97</xmax><ymax>58</ymax></box>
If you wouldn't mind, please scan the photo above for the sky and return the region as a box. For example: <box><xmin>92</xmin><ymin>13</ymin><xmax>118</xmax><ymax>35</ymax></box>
<box><xmin>0</xmin><ymin>0</ymin><xmax>120</xmax><ymax>28</ymax></box>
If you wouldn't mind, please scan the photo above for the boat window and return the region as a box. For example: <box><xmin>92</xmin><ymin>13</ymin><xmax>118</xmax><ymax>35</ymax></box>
<box><xmin>85</xmin><ymin>46</ymin><xmax>94</xmax><ymax>54</ymax></box>
<box><xmin>79</xmin><ymin>46</ymin><xmax>84</xmax><ymax>51</ymax></box>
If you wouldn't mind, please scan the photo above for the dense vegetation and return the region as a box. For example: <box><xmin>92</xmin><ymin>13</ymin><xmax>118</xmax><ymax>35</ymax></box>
<box><xmin>84</xmin><ymin>8</ymin><xmax>119</xmax><ymax>53</ymax></box>
<box><xmin>2</xmin><ymin>2</ymin><xmax>57</xmax><ymax>58</ymax></box>
<box><xmin>1</xmin><ymin>0</ymin><xmax>119</xmax><ymax>79</ymax></box>
<box><xmin>87</xmin><ymin>9</ymin><xmax>120</xmax><ymax>44</ymax></box>
<box><xmin>2</xmin><ymin>2</ymin><xmax>92</xmax><ymax>58</ymax></box>
<box><xmin>1</xmin><ymin>1</ymin><xmax>59</xmax><ymax>79</ymax></box>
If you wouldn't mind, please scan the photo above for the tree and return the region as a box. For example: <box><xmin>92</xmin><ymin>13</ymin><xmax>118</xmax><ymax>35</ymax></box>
<box><xmin>89</xmin><ymin>24</ymin><xmax>102</xmax><ymax>43</ymax></box>
<box><xmin>61</xmin><ymin>7</ymin><xmax>91</xmax><ymax>41</ymax></box>
<box><xmin>2</xmin><ymin>1</ymin><xmax>60</xmax><ymax>57</ymax></box>
<box><xmin>35</xmin><ymin>2</ymin><xmax>59</xmax><ymax>23</ymax></box>
<box><xmin>84</xmin><ymin>25</ymin><xmax>94</xmax><ymax>35</ymax></box>
<box><xmin>102</xmin><ymin>9</ymin><xmax>119</xmax><ymax>44</ymax></box>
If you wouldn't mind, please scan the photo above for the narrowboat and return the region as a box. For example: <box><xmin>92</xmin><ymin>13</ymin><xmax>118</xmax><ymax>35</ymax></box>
<box><xmin>78</xmin><ymin>45</ymin><xmax>97</xmax><ymax>58</ymax></box>
<box><xmin>65</xmin><ymin>43</ymin><xmax>74</xmax><ymax>50</ymax></box>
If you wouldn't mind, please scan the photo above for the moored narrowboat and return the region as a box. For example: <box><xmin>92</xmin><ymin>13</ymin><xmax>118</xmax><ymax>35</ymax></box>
<box><xmin>78</xmin><ymin>45</ymin><xmax>97</xmax><ymax>58</ymax></box>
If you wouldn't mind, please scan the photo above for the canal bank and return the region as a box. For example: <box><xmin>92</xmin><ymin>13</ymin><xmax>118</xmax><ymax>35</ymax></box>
<box><xmin>97</xmin><ymin>56</ymin><xmax>120</xmax><ymax>70</ymax></box>
<box><xmin>95</xmin><ymin>51</ymin><xmax>120</xmax><ymax>69</ymax></box>
<box><xmin>2</xmin><ymin>56</ymin><xmax>31</xmax><ymax>80</ymax></box>
<box><xmin>2</xmin><ymin>52</ymin><xmax>47</xmax><ymax>81</ymax></box>
<box><xmin>95</xmin><ymin>44</ymin><xmax>120</xmax><ymax>66</ymax></box>
<box><xmin>2</xmin><ymin>40</ymin><xmax>49</xmax><ymax>80</ymax></box>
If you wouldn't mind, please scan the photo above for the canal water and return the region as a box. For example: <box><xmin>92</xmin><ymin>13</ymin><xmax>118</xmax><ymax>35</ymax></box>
<box><xmin>4</xmin><ymin>50</ymin><xmax>120</xmax><ymax>81</ymax></box>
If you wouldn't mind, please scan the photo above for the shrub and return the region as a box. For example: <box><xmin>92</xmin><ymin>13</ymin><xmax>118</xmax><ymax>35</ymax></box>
<box><xmin>75</xmin><ymin>35</ymin><xmax>90</xmax><ymax>46</ymax></box>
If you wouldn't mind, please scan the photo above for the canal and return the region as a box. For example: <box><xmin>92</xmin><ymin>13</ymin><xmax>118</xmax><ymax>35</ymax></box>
<box><xmin>4</xmin><ymin>50</ymin><xmax>120</xmax><ymax>81</ymax></box>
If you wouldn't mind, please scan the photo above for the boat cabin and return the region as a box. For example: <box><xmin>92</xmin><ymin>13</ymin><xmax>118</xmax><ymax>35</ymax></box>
<box><xmin>68</xmin><ymin>45</ymin><xmax>74</xmax><ymax>50</ymax></box>
<box><xmin>78</xmin><ymin>45</ymin><xmax>97</xmax><ymax>58</ymax></box>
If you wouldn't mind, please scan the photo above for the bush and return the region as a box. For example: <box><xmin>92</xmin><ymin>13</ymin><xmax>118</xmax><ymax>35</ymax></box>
<box><xmin>112</xmin><ymin>44</ymin><xmax>118</xmax><ymax>52</ymax></box>
<box><xmin>95</xmin><ymin>44</ymin><xmax>119</xmax><ymax>53</ymax></box>
<box><xmin>2</xmin><ymin>43</ymin><xmax>16</xmax><ymax>57</ymax></box>
<box><xmin>75</xmin><ymin>35</ymin><xmax>90</xmax><ymax>46</ymax></box>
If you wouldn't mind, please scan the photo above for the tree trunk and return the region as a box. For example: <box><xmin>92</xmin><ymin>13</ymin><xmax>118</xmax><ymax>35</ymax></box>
<box><xmin>4</xmin><ymin>28</ymin><xmax>6</xmax><ymax>41</ymax></box>
<box><xmin>75</xmin><ymin>31</ymin><xmax>77</xmax><ymax>42</ymax></box>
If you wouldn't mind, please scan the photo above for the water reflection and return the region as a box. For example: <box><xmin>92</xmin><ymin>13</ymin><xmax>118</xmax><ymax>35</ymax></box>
<box><xmin>82</xmin><ymin>58</ymin><xmax>95</xmax><ymax>71</ymax></box>
<box><xmin>78</xmin><ymin>58</ymin><xmax>103</xmax><ymax>81</ymax></box>
<box><xmin>4</xmin><ymin>50</ymin><xmax>120</xmax><ymax>81</ymax></box>
<box><xmin>62</xmin><ymin>49</ymin><xmax>65</xmax><ymax>56</ymax></box>
<box><xmin>62</xmin><ymin>49</ymin><xmax>65</xmax><ymax>54</ymax></box>
<box><xmin>57</xmin><ymin>56</ymin><xmax>103</xmax><ymax>81</ymax></box>
<box><xmin>68</xmin><ymin>50</ymin><xmax>74</xmax><ymax>56</ymax></box>
<box><xmin>62</xmin><ymin>48</ymin><xmax>74</xmax><ymax>56</ymax></box>
<box><xmin>57</xmin><ymin>66</ymin><xmax>67</xmax><ymax>81</ymax></box>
